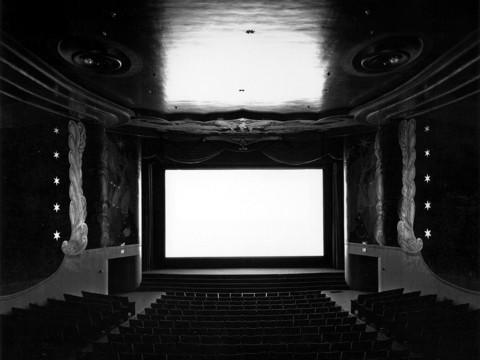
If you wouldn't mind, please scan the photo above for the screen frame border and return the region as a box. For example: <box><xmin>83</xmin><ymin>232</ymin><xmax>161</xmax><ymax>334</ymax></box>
<box><xmin>152</xmin><ymin>164</ymin><xmax>334</xmax><ymax>269</ymax></box>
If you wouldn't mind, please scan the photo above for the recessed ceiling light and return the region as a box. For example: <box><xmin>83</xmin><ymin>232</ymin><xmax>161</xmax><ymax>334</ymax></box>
<box><xmin>349</xmin><ymin>35</ymin><xmax>424</xmax><ymax>75</ymax></box>
<box><xmin>72</xmin><ymin>51</ymin><xmax>123</xmax><ymax>73</ymax></box>
<box><xmin>360</xmin><ymin>50</ymin><xmax>410</xmax><ymax>72</ymax></box>
<box><xmin>57</xmin><ymin>37</ymin><xmax>141</xmax><ymax>76</ymax></box>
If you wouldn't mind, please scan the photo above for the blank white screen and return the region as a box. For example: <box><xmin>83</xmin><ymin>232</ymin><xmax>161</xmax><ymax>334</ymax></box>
<box><xmin>165</xmin><ymin>169</ymin><xmax>324</xmax><ymax>257</ymax></box>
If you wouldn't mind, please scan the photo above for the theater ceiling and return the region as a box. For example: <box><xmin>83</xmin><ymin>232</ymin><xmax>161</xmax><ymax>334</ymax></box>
<box><xmin>0</xmin><ymin>0</ymin><xmax>479</xmax><ymax>137</ymax></box>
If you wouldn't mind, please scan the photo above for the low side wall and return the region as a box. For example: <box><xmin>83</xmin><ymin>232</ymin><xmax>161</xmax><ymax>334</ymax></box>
<box><xmin>346</xmin><ymin>243</ymin><xmax>480</xmax><ymax>309</ymax></box>
<box><xmin>0</xmin><ymin>244</ymin><xmax>140</xmax><ymax>314</ymax></box>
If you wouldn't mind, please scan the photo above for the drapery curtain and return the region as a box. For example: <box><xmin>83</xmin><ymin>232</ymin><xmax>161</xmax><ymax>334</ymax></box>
<box><xmin>331</xmin><ymin>162</ymin><xmax>345</xmax><ymax>269</ymax></box>
<box><xmin>143</xmin><ymin>135</ymin><xmax>340</xmax><ymax>166</ymax></box>
<box><xmin>141</xmin><ymin>163</ymin><xmax>155</xmax><ymax>270</ymax></box>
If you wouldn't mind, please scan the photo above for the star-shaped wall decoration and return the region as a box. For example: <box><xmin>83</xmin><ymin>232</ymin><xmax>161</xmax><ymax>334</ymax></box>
<box><xmin>425</xmin><ymin>149</ymin><xmax>430</xmax><ymax>157</ymax></box>
<box><xmin>53</xmin><ymin>152</ymin><xmax>60</xmax><ymax>159</ymax></box>
<box><xmin>53</xmin><ymin>231</ymin><xmax>61</xmax><ymax>241</ymax></box>
<box><xmin>425</xmin><ymin>201</ymin><xmax>431</xmax><ymax>210</ymax></box>
<box><xmin>53</xmin><ymin>128</ymin><xmax>59</xmax><ymax>134</ymax></box>
<box><xmin>53</xmin><ymin>203</ymin><xmax>60</xmax><ymax>212</ymax></box>
<box><xmin>424</xmin><ymin>125</ymin><xmax>430</xmax><ymax>132</ymax></box>
<box><xmin>425</xmin><ymin>229</ymin><xmax>432</xmax><ymax>239</ymax></box>
<box><xmin>424</xmin><ymin>174</ymin><xmax>431</xmax><ymax>183</ymax></box>
<box><xmin>53</xmin><ymin>177</ymin><xmax>60</xmax><ymax>186</ymax></box>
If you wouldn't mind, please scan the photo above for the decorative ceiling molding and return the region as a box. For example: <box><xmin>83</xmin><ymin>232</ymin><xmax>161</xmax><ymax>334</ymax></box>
<box><xmin>351</xmin><ymin>30</ymin><xmax>480</xmax><ymax>125</ymax></box>
<box><xmin>129</xmin><ymin>116</ymin><xmax>359</xmax><ymax>135</ymax></box>
<box><xmin>0</xmin><ymin>33</ymin><xmax>133</xmax><ymax>127</ymax></box>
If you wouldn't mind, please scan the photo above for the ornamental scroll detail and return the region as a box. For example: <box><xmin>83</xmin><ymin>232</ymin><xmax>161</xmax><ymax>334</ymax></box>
<box><xmin>374</xmin><ymin>129</ymin><xmax>385</xmax><ymax>245</ymax></box>
<box><xmin>61</xmin><ymin>120</ymin><xmax>88</xmax><ymax>256</ymax></box>
<box><xmin>397</xmin><ymin>119</ymin><xmax>423</xmax><ymax>253</ymax></box>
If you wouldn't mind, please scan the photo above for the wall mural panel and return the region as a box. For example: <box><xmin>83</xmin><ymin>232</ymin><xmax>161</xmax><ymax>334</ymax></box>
<box><xmin>346</xmin><ymin>133</ymin><xmax>377</xmax><ymax>244</ymax></box>
<box><xmin>100</xmin><ymin>133</ymin><xmax>139</xmax><ymax>247</ymax></box>
<box><xmin>82</xmin><ymin>124</ymin><xmax>103</xmax><ymax>249</ymax></box>
<box><xmin>381</xmin><ymin>124</ymin><xmax>403</xmax><ymax>247</ymax></box>
<box><xmin>347</xmin><ymin>125</ymin><xmax>402</xmax><ymax>247</ymax></box>
<box><xmin>374</xmin><ymin>130</ymin><xmax>385</xmax><ymax>246</ymax></box>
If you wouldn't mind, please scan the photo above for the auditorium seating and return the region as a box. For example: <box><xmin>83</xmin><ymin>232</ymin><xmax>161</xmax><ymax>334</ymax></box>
<box><xmin>351</xmin><ymin>289</ymin><xmax>479</xmax><ymax>360</ymax></box>
<box><xmin>86</xmin><ymin>274</ymin><xmax>413</xmax><ymax>360</ymax></box>
<box><xmin>0</xmin><ymin>292</ymin><xmax>134</xmax><ymax>360</ymax></box>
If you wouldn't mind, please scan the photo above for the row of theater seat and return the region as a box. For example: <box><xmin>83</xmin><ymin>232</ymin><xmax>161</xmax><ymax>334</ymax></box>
<box><xmin>140</xmin><ymin>313</ymin><xmax>353</xmax><ymax>322</ymax></box>
<box><xmin>109</xmin><ymin>330</ymin><xmax>377</xmax><ymax>343</ymax></box>
<box><xmin>90</xmin><ymin>346</ymin><xmax>396</xmax><ymax>360</ymax></box>
<box><xmin>1</xmin><ymin>291</ymin><xmax>134</xmax><ymax>360</ymax></box>
<box><xmin>161</xmin><ymin>289</ymin><xmax>330</xmax><ymax>299</ymax></box>
<box><xmin>129</xmin><ymin>316</ymin><xmax>356</xmax><ymax>328</ymax></box>
<box><xmin>101</xmin><ymin>337</ymin><xmax>392</xmax><ymax>351</ymax></box>
<box><xmin>88</xmin><ymin>290</ymin><xmax>409</xmax><ymax>360</ymax></box>
<box><xmin>117</xmin><ymin>323</ymin><xmax>368</xmax><ymax>336</ymax></box>
<box><xmin>351</xmin><ymin>288</ymin><xmax>479</xmax><ymax>360</ymax></box>
<box><xmin>88</xmin><ymin>343</ymin><xmax>401</xmax><ymax>359</ymax></box>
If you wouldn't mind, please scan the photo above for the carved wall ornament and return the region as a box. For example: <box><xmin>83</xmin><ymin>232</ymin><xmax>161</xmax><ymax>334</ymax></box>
<box><xmin>61</xmin><ymin>120</ymin><xmax>88</xmax><ymax>256</ymax></box>
<box><xmin>374</xmin><ymin>129</ymin><xmax>385</xmax><ymax>245</ymax></box>
<box><xmin>132</xmin><ymin>116</ymin><xmax>357</xmax><ymax>135</ymax></box>
<box><xmin>397</xmin><ymin>119</ymin><xmax>423</xmax><ymax>253</ymax></box>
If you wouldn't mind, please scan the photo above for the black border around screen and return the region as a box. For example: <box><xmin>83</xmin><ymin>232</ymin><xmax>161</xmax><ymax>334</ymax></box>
<box><xmin>148</xmin><ymin>163</ymin><xmax>333</xmax><ymax>269</ymax></box>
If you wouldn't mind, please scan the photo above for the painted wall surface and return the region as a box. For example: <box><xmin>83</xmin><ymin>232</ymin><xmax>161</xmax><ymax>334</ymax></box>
<box><xmin>347</xmin><ymin>243</ymin><xmax>480</xmax><ymax>309</ymax></box>
<box><xmin>1</xmin><ymin>105</ymin><xmax>68</xmax><ymax>294</ymax></box>
<box><xmin>414</xmin><ymin>111</ymin><xmax>479</xmax><ymax>291</ymax></box>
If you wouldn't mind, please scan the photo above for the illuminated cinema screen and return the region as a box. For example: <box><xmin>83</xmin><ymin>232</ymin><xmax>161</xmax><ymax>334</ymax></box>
<box><xmin>165</xmin><ymin>169</ymin><xmax>324</xmax><ymax>258</ymax></box>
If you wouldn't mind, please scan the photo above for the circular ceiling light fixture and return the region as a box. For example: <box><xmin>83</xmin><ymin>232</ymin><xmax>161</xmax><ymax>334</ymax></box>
<box><xmin>58</xmin><ymin>37</ymin><xmax>140</xmax><ymax>76</ymax></box>
<box><xmin>360</xmin><ymin>50</ymin><xmax>410</xmax><ymax>72</ymax></box>
<box><xmin>349</xmin><ymin>35</ymin><xmax>424</xmax><ymax>75</ymax></box>
<box><xmin>72</xmin><ymin>50</ymin><xmax>124</xmax><ymax>73</ymax></box>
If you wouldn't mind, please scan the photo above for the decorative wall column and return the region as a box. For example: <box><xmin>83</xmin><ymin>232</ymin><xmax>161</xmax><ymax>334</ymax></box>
<box><xmin>397</xmin><ymin>119</ymin><xmax>423</xmax><ymax>253</ymax></box>
<box><xmin>62</xmin><ymin>120</ymin><xmax>88</xmax><ymax>256</ymax></box>
<box><xmin>374</xmin><ymin>129</ymin><xmax>385</xmax><ymax>245</ymax></box>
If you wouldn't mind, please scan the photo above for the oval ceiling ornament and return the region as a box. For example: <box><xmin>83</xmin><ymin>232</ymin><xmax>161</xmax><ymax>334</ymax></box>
<box><xmin>57</xmin><ymin>37</ymin><xmax>142</xmax><ymax>77</ymax></box>
<box><xmin>346</xmin><ymin>34</ymin><xmax>425</xmax><ymax>76</ymax></box>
